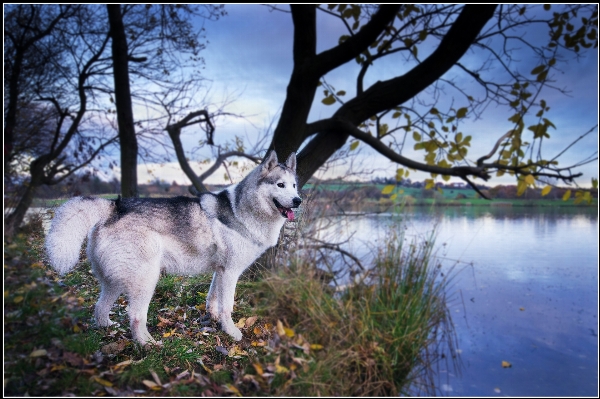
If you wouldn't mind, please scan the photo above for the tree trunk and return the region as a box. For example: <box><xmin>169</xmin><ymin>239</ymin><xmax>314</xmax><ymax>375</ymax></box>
<box><xmin>4</xmin><ymin>161</ymin><xmax>44</xmax><ymax>239</ymax></box>
<box><xmin>107</xmin><ymin>4</ymin><xmax>138</xmax><ymax>198</ymax></box>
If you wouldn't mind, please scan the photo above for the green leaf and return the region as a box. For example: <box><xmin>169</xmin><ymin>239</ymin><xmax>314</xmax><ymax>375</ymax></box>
<box><xmin>531</xmin><ymin>65</ymin><xmax>546</xmax><ymax>75</ymax></box>
<box><xmin>396</xmin><ymin>168</ymin><xmax>405</xmax><ymax>180</ymax></box>
<box><xmin>381</xmin><ymin>185</ymin><xmax>395</xmax><ymax>195</ymax></box>
<box><xmin>455</xmin><ymin>132</ymin><xmax>463</xmax><ymax>143</ymax></box>
<box><xmin>322</xmin><ymin>95</ymin><xmax>336</xmax><ymax>105</ymax></box>
<box><xmin>336</xmin><ymin>90</ymin><xmax>346</xmax><ymax>96</ymax></box>
<box><xmin>516</xmin><ymin>180</ymin><xmax>527</xmax><ymax>196</ymax></box>
<box><xmin>456</xmin><ymin>107</ymin><xmax>468</xmax><ymax>118</ymax></box>
<box><xmin>430</xmin><ymin>107</ymin><xmax>439</xmax><ymax>115</ymax></box>
<box><xmin>541</xmin><ymin>186</ymin><xmax>552</xmax><ymax>196</ymax></box>
<box><xmin>413</xmin><ymin>132</ymin><xmax>422</xmax><ymax>141</ymax></box>
<box><xmin>349</xmin><ymin>141</ymin><xmax>359</xmax><ymax>151</ymax></box>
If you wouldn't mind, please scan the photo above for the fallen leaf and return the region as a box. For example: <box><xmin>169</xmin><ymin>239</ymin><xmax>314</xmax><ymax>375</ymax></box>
<box><xmin>235</xmin><ymin>318</ymin><xmax>246</xmax><ymax>328</ymax></box>
<box><xmin>276</xmin><ymin>320</ymin><xmax>286</xmax><ymax>337</ymax></box>
<box><xmin>253</xmin><ymin>326</ymin><xmax>262</xmax><ymax>336</ymax></box>
<box><xmin>501</xmin><ymin>360</ymin><xmax>512</xmax><ymax>368</ymax></box>
<box><xmin>14</xmin><ymin>296</ymin><xmax>24</xmax><ymax>304</ymax></box>
<box><xmin>29</xmin><ymin>349</ymin><xmax>47</xmax><ymax>358</ymax></box>
<box><xmin>149</xmin><ymin>368</ymin><xmax>162</xmax><ymax>386</ymax></box>
<box><xmin>284</xmin><ymin>327</ymin><xmax>295</xmax><ymax>338</ymax></box>
<box><xmin>310</xmin><ymin>344</ymin><xmax>323</xmax><ymax>351</ymax></box>
<box><xmin>225</xmin><ymin>384</ymin><xmax>242</xmax><ymax>396</ymax></box>
<box><xmin>101</xmin><ymin>341</ymin><xmax>127</xmax><ymax>355</ymax></box>
<box><xmin>228</xmin><ymin>345</ymin><xmax>248</xmax><ymax>357</ymax></box>
<box><xmin>275</xmin><ymin>364</ymin><xmax>289</xmax><ymax>374</ymax></box>
<box><xmin>253</xmin><ymin>363</ymin><xmax>264</xmax><ymax>375</ymax></box>
<box><xmin>92</xmin><ymin>376</ymin><xmax>113</xmax><ymax>387</ymax></box>
<box><xmin>215</xmin><ymin>346</ymin><xmax>229</xmax><ymax>356</ymax></box>
<box><xmin>114</xmin><ymin>359</ymin><xmax>133</xmax><ymax>368</ymax></box>
<box><xmin>245</xmin><ymin>316</ymin><xmax>258</xmax><ymax>327</ymax></box>
<box><xmin>251</xmin><ymin>340</ymin><xmax>266</xmax><ymax>347</ymax></box>
<box><xmin>142</xmin><ymin>380</ymin><xmax>160</xmax><ymax>389</ymax></box>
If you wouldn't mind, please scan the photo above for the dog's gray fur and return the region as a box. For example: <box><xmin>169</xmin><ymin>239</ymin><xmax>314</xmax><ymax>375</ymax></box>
<box><xmin>45</xmin><ymin>151</ymin><xmax>301</xmax><ymax>344</ymax></box>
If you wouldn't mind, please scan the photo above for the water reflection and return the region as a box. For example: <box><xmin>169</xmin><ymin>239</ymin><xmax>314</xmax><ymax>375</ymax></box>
<box><xmin>317</xmin><ymin>207</ymin><xmax>598</xmax><ymax>396</ymax></box>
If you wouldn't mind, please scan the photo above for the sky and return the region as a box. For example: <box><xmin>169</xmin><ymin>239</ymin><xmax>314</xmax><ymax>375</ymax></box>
<box><xmin>129</xmin><ymin>4</ymin><xmax>598</xmax><ymax>188</ymax></box>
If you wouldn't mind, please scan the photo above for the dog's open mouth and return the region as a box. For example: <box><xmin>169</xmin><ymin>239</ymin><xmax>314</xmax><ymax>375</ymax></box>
<box><xmin>273</xmin><ymin>199</ymin><xmax>295</xmax><ymax>221</ymax></box>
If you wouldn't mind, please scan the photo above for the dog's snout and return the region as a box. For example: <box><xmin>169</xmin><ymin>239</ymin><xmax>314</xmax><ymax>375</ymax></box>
<box><xmin>293</xmin><ymin>197</ymin><xmax>302</xmax><ymax>208</ymax></box>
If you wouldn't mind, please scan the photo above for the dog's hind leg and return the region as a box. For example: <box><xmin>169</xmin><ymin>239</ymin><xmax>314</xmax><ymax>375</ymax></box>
<box><xmin>205</xmin><ymin>271</ymin><xmax>220</xmax><ymax>317</ymax></box>
<box><xmin>95</xmin><ymin>282</ymin><xmax>121</xmax><ymax>327</ymax></box>
<box><xmin>126</xmin><ymin>268</ymin><xmax>160</xmax><ymax>346</ymax></box>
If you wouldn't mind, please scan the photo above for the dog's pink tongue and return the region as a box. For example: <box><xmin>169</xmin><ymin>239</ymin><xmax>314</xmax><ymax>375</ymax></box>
<box><xmin>286</xmin><ymin>209</ymin><xmax>294</xmax><ymax>221</ymax></box>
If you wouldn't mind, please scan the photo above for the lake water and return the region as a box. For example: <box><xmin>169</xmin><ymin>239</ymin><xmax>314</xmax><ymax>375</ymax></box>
<box><xmin>316</xmin><ymin>206</ymin><xmax>598</xmax><ymax>396</ymax></box>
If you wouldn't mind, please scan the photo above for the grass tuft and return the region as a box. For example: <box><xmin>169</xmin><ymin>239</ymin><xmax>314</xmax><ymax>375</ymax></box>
<box><xmin>257</xmin><ymin>227</ymin><xmax>458</xmax><ymax>396</ymax></box>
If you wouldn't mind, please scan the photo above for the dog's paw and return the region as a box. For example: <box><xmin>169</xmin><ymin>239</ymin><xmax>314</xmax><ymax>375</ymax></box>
<box><xmin>221</xmin><ymin>320</ymin><xmax>243</xmax><ymax>341</ymax></box>
<box><xmin>143</xmin><ymin>339</ymin><xmax>163</xmax><ymax>349</ymax></box>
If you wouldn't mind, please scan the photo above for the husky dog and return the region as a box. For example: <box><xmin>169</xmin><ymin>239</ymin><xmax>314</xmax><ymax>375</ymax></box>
<box><xmin>45</xmin><ymin>151</ymin><xmax>301</xmax><ymax>345</ymax></box>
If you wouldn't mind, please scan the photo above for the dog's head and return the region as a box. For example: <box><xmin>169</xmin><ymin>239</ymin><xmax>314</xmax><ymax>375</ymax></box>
<box><xmin>260</xmin><ymin>151</ymin><xmax>302</xmax><ymax>221</ymax></box>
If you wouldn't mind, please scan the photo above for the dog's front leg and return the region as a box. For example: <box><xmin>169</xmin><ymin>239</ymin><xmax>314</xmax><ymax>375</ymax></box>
<box><xmin>216</xmin><ymin>269</ymin><xmax>243</xmax><ymax>341</ymax></box>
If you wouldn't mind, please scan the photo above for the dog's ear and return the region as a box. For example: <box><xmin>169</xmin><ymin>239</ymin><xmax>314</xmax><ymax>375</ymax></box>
<box><xmin>285</xmin><ymin>152</ymin><xmax>297</xmax><ymax>172</ymax></box>
<box><xmin>261</xmin><ymin>150</ymin><xmax>279</xmax><ymax>175</ymax></box>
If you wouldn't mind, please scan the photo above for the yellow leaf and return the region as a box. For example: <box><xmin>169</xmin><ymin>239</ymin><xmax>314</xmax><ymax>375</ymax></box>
<box><xmin>92</xmin><ymin>376</ymin><xmax>113</xmax><ymax>387</ymax></box>
<box><xmin>501</xmin><ymin>361</ymin><xmax>512</xmax><ymax>368</ymax></box>
<box><xmin>253</xmin><ymin>363</ymin><xmax>264</xmax><ymax>375</ymax></box>
<box><xmin>235</xmin><ymin>318</ymin><xmax>246</xmax><ymax>328</ymax></box>
<box><xmin>251</xmin><ymin>340</ymin><xmax>266</xmax><ymax>347</ymax></box>
<box><xmin>4</xmin><ymin>290</ymin><xmax>9</xmax><ymax>298</ymax></box>
<box><xmin>284</xmin><ymin>327</ymin><xmax>295</xmax><ymax>338</ymax></box>
<box><xmin>29</xmin><ymin>349</ymin><xmax>47</xmax><ymax>357</ymax></box>
<box><xmin>310</xmin><ymin>344</ymin><xmax>324</xmax><ymax>351</ymax></box>
<box><xmin>225</xmin><ymin>384</ymin><xmax>242</xmax><ymax>396</ymax></box>
<box><xmin>562</xmin><ymin>190</ymin><xmax>572</xmax><ymax>201</ymax></box>
<box><xmin>381</xmin><ymin>185</ymin><xmax>395</xmax><ymax>195</ymax></box>
<box><xmin>413</xmin><ymin>131</ymin><xmax>422</xmax><ymax>141</ymax></box>
<box><xmin>524</xmin><ymin>174</ymin><xmax>535</xmax><ymax>185</ymax></box>
<box><xmin>349</xmin><ymin>140</ymin><xmax>359</xmax><ymax>151</ymax></box>
<box><xmin>253</xmin><ymin>326</ymin><xmax>262</xmax><ymax>335</ymax></box>
<box><xmin>14</xmin><ymin>296</ymin><xmax>24</xmax><ymax>304</ymax></box>
<box><xmin>73</xmin><ymin>324</ymin><xmax>81</xmax><ymax>333</ymax></box>
<box><xmin>541</xmin><ymin>186</ymin><xmax>552</xmax><ymax>196</ymax></box>
<box><xmin>276</xmin><ymin>320</ymin><xmax>286</xmax><ymax>337</ymax></box>
<box><xmin>275</xmin><ymin>364</ymin><xmax>289</xmax><ymax>374</ymax></box>
<box><xmin>425</xmin><ymin>179</ymin><xmax>434</xmax><ymax>190</ymax></box>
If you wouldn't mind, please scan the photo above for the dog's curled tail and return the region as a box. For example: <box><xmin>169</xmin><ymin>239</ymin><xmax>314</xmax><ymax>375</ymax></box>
<box><xmin>45</xmin><ymin>196</ymin><xmax>114</xmax><ymax>275</ymax></box>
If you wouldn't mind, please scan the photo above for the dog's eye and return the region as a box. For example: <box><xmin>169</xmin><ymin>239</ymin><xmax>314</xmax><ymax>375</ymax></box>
<box><xmin>277</xmin><ymin>183</ymin><xmax>285</xmax><ymax>188</ymax></box>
